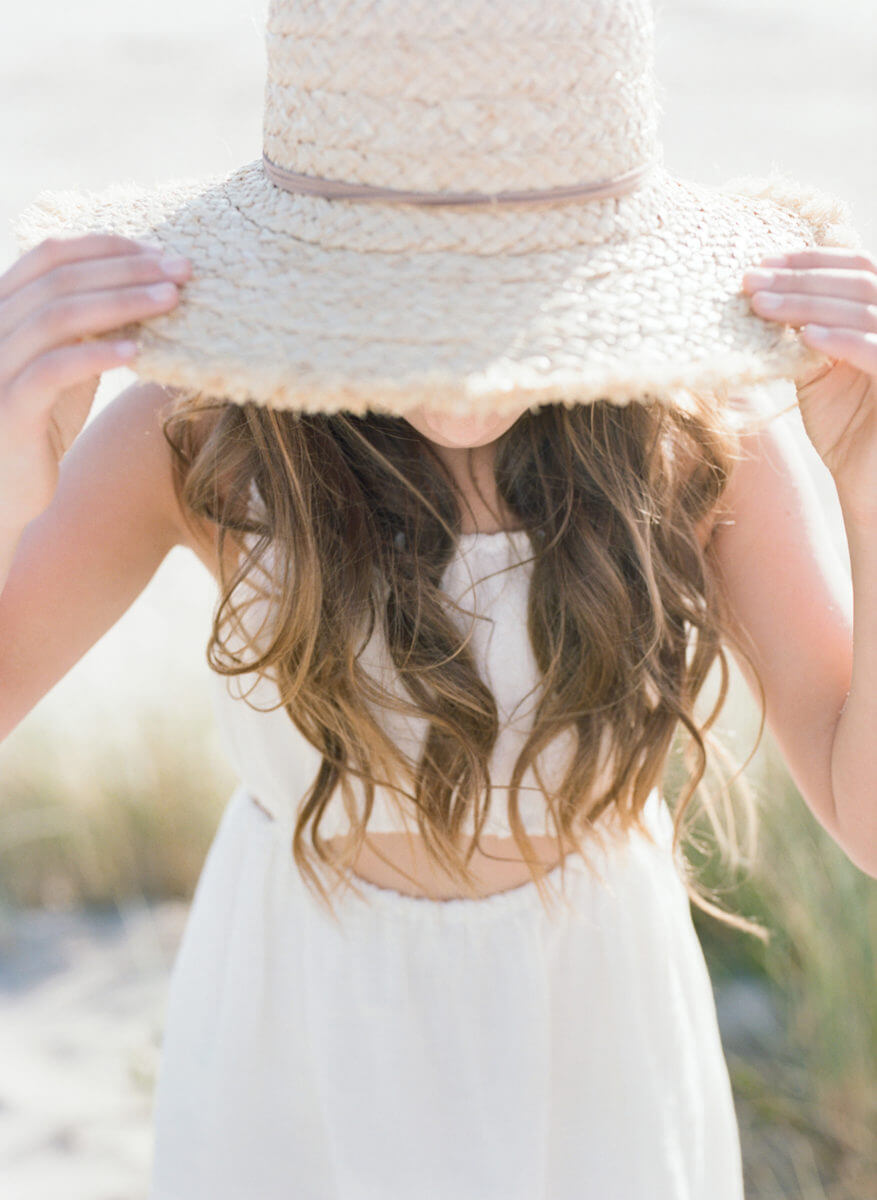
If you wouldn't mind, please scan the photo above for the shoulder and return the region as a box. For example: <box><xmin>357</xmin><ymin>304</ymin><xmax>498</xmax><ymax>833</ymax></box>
<box><xmin>692</xmin><ymin>379</ymin><xmax>798</xmax><ymax>554</ymax></box>
<box><xmin>705</xmin><ymin>379</ymin><xmax>852</xmax><ymax>639</ymax></box>
<box><xmin>709</xmin><ymin>379</ymin><xmax>801</xmax><ymax>542</ymax></box>
<box><xmin>113</xmin><ymin>380</ymin><xmax>240</xmax><ymax>584</ymax></box>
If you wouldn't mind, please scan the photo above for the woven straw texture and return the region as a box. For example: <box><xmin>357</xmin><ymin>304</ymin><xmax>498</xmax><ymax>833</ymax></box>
<box><xmin>8</xmin><ymin>0</ymin><xmax>864</xmax><ymax>417</ymax></box>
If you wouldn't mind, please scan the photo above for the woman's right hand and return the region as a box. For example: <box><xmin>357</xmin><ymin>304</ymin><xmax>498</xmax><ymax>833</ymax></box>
<box><xmin>0</xmin><ymin>232</ymin><xmax>191</xmax><ymax>529</ymax></box>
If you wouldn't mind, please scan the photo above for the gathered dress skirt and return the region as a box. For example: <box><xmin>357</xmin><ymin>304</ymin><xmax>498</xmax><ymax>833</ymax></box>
<box><xmin>147</xmin><ymin>783</ymin><xmax>745</xmax><ymax>1199</ymax></box>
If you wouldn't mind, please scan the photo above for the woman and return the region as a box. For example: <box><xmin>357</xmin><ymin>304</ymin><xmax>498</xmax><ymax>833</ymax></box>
<box><xmin>2</xmin><ymin>0</ymin><xmax>874</xmax><ymax>1195</ymax></box>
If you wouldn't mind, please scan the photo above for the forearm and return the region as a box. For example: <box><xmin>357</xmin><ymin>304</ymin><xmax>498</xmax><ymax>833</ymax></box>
<box><xmin>829</xmin><ymin>503</ymin><xmax>877</xmax><ymax>874</ymax></box>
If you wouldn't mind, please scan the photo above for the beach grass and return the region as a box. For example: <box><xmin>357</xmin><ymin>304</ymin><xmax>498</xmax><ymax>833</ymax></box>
<box><xmin>0</xmin><ymin>700</ymin><xmax>233</xmax><ymax>913</ymax></box>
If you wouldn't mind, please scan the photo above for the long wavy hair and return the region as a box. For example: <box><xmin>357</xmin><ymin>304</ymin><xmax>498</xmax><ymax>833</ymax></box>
<box><xmin>162</xmin><ymin>384</ymin><xmax>788</xmax><ymax>939</ymax></box>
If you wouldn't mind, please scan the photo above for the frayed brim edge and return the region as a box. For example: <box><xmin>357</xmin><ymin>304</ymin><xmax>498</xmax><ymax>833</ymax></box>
<box><xmin>6</xmin><ymin>168</ymin><xmax>864</xmax><ymax>417</ymax></box>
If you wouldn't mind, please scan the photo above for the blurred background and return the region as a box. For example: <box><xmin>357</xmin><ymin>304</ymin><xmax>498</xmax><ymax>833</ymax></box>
<box><xmin>0</xmin><ymin>0</ymin><xmax>875</xmax><ymax>1196</ymax></box>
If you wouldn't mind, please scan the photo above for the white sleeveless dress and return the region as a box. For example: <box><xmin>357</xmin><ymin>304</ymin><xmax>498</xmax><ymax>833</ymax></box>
<box><xmin>148</xmin><ymin>528</ymin><xmax>745</xmax><ymax>1200</ymax></box>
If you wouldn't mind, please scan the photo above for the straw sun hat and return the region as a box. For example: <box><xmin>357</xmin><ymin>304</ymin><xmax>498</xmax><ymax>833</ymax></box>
<box><xmin>11</xmin><ymin>0</ymin><xmax>863</xmax><ymax>419</ymax></box>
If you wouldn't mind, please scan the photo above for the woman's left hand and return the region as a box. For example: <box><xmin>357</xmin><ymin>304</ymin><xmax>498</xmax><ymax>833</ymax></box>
<box><xmin>742</xmin><ymin>246</ymin><xmax>877</xmax><ymax>523</ymax></box>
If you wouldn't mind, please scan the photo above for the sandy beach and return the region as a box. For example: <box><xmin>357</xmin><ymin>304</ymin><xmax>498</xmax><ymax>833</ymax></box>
<box><xmin>0</xmin><ymin>902</ymin><xmax>186</xmax><ymax>1199</ymax></box>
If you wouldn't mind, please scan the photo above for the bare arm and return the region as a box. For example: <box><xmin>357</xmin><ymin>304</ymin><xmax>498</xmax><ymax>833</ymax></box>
<box><xmin>709</xmin><ymin>395</ymin><xmax>869</xmax><ymax>869</ymax></box>
<box><xmin>828</xmin><ymin>508</ymin><xmax>876</xmax><ymax>874</ymax></box>
<box><xmin>0</xmin><ymin>381</ymin><xmax>187</xmax><ymax>742</ymax></box>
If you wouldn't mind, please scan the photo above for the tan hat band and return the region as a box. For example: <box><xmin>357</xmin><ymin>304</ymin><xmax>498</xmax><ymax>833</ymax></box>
<box><xmin>261</xmin><ymin>152</ymin><xmax>657</xmax><ymax>208</ymax></box>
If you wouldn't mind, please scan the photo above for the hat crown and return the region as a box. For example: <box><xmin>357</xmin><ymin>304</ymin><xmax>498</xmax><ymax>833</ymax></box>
<box><xmin>262</xmin><ymin>0</ymin><xmax>662</xmax><ymax>195</ymax></box>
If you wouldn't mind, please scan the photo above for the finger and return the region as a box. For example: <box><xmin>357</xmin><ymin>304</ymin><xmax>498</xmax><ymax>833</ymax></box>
<box><xmin>0</xmin><ymin>249</ymin><xmax>190</xmax><ymax>341</ymax></box>
<box><xmin>742</xmin><ymin>266</ymin><xmax>877</xmax><ymax>304</ymax></box>
<box><xmin>748</xmin><ymin>290</ymin><xmax>877</xmax><ymax>334</ymax></box>
<box><xmin>0</xmin><ymin>233</ymin><xmax>162</xmax><ymax>303</ymax></box>
<box><xmin>0</xmin><ymin>278</ymin><xmax>180</xmax><ymax>387</ymax></box>
<box><xmin>799</xmin><ymin>324</ymin><xmax>877</xmax><ymax>375</ymax></box>
<box><xmin>757</xmin><ymin>247</ymin><xmax>877</xmax><ymax>274</ymax></box>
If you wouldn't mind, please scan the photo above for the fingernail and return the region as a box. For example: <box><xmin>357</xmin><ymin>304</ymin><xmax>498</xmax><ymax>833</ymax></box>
<box><xmin>147</xmin><ymin>281</ymin><xmax>178</xmax><ymax>302</ymax></box>
<box><xmin>805</xmin><ymin>324</ymin><xmax>829</xmax><ymax>339</ymax></box>
<box><xmin>743</xmin><ymin>269</ymin><xmax>775</xmax><ymax>287</ymax></box>
<box><xmin>753</xmin><ymin>291</ymin><xmax>782</xmax><ymax>309</ymax></box>
<box><xmin>158</xmin><ymin>254</ymin><xmax>190</xmax><ymax>278</ymax></box>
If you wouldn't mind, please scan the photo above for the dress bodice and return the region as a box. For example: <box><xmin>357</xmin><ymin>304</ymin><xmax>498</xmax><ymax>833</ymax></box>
<box><xmin>209</xmin><ymin>526</ymin><xmax>664</xmax><ymax>844</ymax></box>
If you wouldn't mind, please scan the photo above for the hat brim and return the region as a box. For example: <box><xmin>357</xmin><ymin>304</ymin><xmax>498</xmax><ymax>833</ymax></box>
<box><xmin>9</xmin><ymin>158</ymin><xmax>863</xmax><ymax>417</ymax></box>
